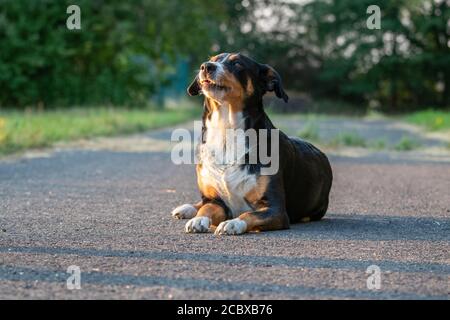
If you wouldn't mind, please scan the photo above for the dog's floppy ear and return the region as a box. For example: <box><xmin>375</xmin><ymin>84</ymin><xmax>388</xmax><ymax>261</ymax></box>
<box><xmin>259</xmin><ymin>64</ymin><xmax>289</xmax><ymax>103</ymax></box>
<box><xmin>187</xmin><ymin>75</ymin><xmax>201</xmax><ymax>96</ymax></box>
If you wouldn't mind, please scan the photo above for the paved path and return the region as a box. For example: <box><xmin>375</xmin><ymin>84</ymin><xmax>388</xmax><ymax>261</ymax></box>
<box><xmin>0</xmin><ymin>117</ymin><xmax>449</xmax><ymax>299</ymax></box>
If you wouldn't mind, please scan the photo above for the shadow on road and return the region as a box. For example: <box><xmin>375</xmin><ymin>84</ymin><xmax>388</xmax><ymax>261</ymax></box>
<box><xmin>2</xmin><ymin>241</ymin><xmax>449</xmax><ymax>275</ymax></box>
<box><xmin>0</xmin><ymin>264</ymin><xmax>446</xmax><ymax>300</ymax></box>
<box><xmin>270</xmin><ymin>213</ymin><xmax>450</xmax><ymax>242</ymax></box>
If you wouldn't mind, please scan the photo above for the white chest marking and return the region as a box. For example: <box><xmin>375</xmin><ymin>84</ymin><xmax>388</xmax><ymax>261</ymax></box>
<box><xmin>199</xmin><ymin>106</ymin><xmax>256</xmax><ymax>217</ymax></box>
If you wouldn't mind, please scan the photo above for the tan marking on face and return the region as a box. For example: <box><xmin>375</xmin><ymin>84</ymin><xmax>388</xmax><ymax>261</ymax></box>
<box><xmin>210</xmin><ymin>54</ymin><xmax>223</xmax><ymax>62</ymax></box>
<box><xmin>217</xmin><ymin>69</ymin><xmax>245</xmax><ymax>112</ymax></box>
<box><xmin>196</xmin><ymin>203</ymin><xmax>227</xmax><ymax>227</ymax></box>
<box><xmin>229</xmin><ymin>54</ymin><xmax>239</xmax><ymax>61</ymax></box>
<box><xmin>201</xmin><ymin>53</ymin><xmax>245</xmax><ymax>111</ymax></box>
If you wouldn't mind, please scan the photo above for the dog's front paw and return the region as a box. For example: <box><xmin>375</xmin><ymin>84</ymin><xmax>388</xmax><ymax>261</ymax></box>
<box><xmin>172</xmin><ymin>204</ymin><xmax>197</xmax><ymax>219</ymax></box>
<box><xmin>215</xmin><ymin>218</ymin><xmax>247</xmax><ymax>236</ymax></box>
<box><xmin>185</xmin><ymin>217</ymin><xmax>211</xmax><ymax>233</ymax></box>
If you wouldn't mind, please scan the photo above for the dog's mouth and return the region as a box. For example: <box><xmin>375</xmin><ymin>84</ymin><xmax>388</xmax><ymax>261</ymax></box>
<box><xmin>200</xmin><ymin>79</ymin><xmax>228</xmax><ymax>91</ymax></box>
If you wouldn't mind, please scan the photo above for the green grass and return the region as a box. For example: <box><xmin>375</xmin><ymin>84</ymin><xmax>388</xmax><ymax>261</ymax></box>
<box><xmin>0</xmin><ymin>107</ymin><xmax>199</xmax><ymax>155</ymax></box>
<box><xmin>368</xmin><ymin>138</ymin><xmax>387</xmax><ymax>150</ymax></box>
<box><xmin>394</xmin><ymin>136</ymin><xmax>422</xmax><ymax>151</ymax></box>
<box><xmin>297</xmin><ymin>124</ymin><xmax>369</xmax><ymax>148</ymax></box>
<box><xmin>330</xmin><ymin>132</ymin><xmax>367</xmax><ymax>148</ymax></box>
<box><xmin>298</xmin><ymin>121</ymin><xmax>320</xmax><ymax>141</ymax></box>
<box><xmin>404</xmin><ymin>109</ymin><xmax>450</xmax><ymax>131</ymax></box>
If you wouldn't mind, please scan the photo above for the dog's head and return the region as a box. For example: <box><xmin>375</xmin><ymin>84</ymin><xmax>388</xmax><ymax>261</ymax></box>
<box><xmin>187</xmin><ymin>53</ymin><xmax>288</xmax><ymax>106</ymax></box>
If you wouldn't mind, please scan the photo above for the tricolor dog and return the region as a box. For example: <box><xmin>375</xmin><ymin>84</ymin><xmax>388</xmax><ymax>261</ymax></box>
<box><xmin>172</xmin><ymin>53</ymin><xmax>332</xmax><ymax>235</ymax></box>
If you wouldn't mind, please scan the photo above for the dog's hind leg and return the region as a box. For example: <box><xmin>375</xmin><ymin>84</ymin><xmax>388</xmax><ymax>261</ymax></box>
<box><xmin>215</xmin><ymin>207</ymin><xmax>290</xmax><ymax>235</ymax></box>
<box><xmin>308</xmin><ymin>199</ymin><xmax>329</xmax><ymax>222</ymax></box>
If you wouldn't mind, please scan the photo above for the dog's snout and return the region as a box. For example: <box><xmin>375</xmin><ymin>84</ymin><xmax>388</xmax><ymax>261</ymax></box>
<box><xmin>201</xmin><ymin>62</ymin><xmax>217</xmax><ymax>74</ymax></box>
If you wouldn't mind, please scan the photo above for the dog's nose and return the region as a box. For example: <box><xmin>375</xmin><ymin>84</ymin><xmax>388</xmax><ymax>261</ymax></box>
<box><xmin>201</xmin><ymin>62</ymin><xmax>217</xmax><ymax>74</ymax></box>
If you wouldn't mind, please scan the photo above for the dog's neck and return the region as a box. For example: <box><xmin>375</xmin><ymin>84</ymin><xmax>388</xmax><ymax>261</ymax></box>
<box><xmin>202</xmin><ymin>96</ymin><xmax>273</xmax><ymax>131</ymax></box>
<box><xmin>199</xmin><ymin>96</ymin><xmax>277</xmax><ymax>168</ymax></box>
<box><xmin>204</xmin><ymin>99</ymin><xmax>245</xmax><ymax>129</ymax></box>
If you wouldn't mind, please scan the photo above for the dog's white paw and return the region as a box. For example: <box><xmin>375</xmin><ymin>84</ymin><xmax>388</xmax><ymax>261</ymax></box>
<box><xmin>172</xmin><ymin>204</ymin><xmax>197</xmax><ymax>219</ymax></box>
<box><xmin>185</xmin><ymin>217</ymin><xmax>211</xmax><ymax>233</ymax></box>
<box><xmin>215</xmin><ymin>218</ymin><xmax>247</xmax><ymax>235</ymax></box>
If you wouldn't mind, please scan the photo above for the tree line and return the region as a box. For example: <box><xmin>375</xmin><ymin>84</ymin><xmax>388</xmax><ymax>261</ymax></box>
<box><xmin>0</xmin><ymin>0</ymin><xmax>448</xmax><ymax>110</ymax></box>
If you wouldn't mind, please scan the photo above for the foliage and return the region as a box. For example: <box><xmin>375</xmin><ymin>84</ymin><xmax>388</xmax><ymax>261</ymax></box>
<box><xmin>394</xmin><ymin>136</ymin><xmax>422</xmax><ymax>151</ymax></box>
<box><xmin>368</xmin><ymin>138</ymin><xmax>387</xmax><ymax>150</ymax></box>
<box><xmin>404</xmin><ymin>109</ymin><xmax>450</xmax><ymax>131</ymax></box>
<box><xmin>0</xmin><ymin>0</ymin><xmax>225</xmax><ymax>107</ymax></box>
<box><xmin>215</xmin><ymin>0</ymin><xmax>449</xmax><ymax>110</ymax></box>
<box><xmin>1</xmin><ymin>0</ymin><xmax>448</xmax><ymax>110</ymax></box>
<box><xmin>331</xmin><ymin>132</ymin><xmax>367</xmax><ymax>147</ymax></box>
<box><xmin>298</xmin><ymin>121</ymin><xmax>320</xmax><ymax>141</ymax></box>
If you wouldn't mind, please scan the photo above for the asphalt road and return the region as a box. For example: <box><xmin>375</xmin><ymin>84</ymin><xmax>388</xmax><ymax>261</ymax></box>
<box><xmin>0</xmin><ymin>121</ymin><xmax>449</xmax><ymax>299</ymax></box>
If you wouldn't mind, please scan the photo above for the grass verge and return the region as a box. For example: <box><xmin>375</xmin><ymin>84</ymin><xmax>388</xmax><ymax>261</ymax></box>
<box><xmin>0</xmin><ymin>107</ymin><xmax>199</xmax><ymax>156</ymax></box>
<box><xmin>298</xmin><ymin>121</ymin><xmax>320</xmax><ymax>141</ymax></box>
<box><xmin>296</xmin><ymin>119</ymin><xmax>423</xmax><ymax>151</ymax></box>
<box><xmin>394</xmin><ymin>136</ymin><xmax>422</xmax><ymax>151</ymax></box>
<box><xmin>404</xmin><ymin>109</ymin><xmax>450</xmax><ymax>131</ymax></box>
<box><xmin>330</xmin><ymin>132</ymin><xmax>367</xmax><ymax>148</ymax></box>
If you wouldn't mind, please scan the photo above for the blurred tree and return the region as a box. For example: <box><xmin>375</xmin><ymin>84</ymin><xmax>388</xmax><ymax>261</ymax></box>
<box><xmin>0</xmin><ymin>0</ymin><xmax>448</xmax><ymax>110</ymax></box>
<box><xmin>0</xmin><ymin>0</ymin><xmax>225</xmax><ymax>108</ymax></box>
<box><xmin>213</xmin><ymin>0</ymin><xmax>449</xmax><ymax>110</ymax></box>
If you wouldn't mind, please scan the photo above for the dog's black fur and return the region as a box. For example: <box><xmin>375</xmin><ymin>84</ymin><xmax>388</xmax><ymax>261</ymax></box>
<box><xmin>183</xmin><ymin>53</ymin><xmax>332</xmax><ymax>233</ymax></box>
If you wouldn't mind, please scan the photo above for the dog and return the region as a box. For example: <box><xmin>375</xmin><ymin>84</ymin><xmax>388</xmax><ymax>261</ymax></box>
<box><xmin>171</xmin><ymin>53</ymin><xmax>332</xmax><ymax>235</ymax></box>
